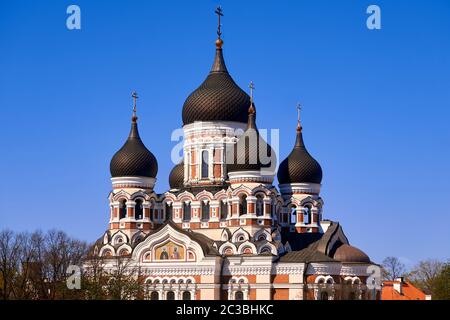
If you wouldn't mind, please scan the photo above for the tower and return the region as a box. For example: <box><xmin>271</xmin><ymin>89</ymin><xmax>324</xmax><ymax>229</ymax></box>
<box><xmin>108</xmin><ymin>92</ymin><xmax>160</xmax><ymax>241</ymax></box>
<box><xmin>277</xmin><ymin>104</ymin><xmax>323</xmax><ymax>233</ymax></box>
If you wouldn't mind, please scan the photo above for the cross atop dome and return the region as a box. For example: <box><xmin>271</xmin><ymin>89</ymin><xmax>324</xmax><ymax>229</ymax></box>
<box><xmin>132</xmin><ymin>91</ymin><xmax>139</xmax><ymax>122</ymax></box>
<box><xmin>215</xmin><ymin>6</ymin><xmax>224</xmax><ymax>48</ymax></box>
<box><xmin>297</xmin><ymin>103</ymin><xmax>302</xmax><ymax>132</ymax></box>
<box><xmin>249</xmin><ymin>81</ymin><xmax>256</xmax><ymax>114</ymax></box>
<box><xmin>215</xmin><ymin>6</ymin><xmax>223</xmax><ymax>39</ymax></box>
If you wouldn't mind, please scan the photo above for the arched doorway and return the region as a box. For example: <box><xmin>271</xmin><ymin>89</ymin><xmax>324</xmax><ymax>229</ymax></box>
<box><xmin>235</xmin><ymin>291</ymin><xmax>244</xmax><ymax>300</ymax></box>
<box><xmin>150</xmin><ymin>291</ymin><xmax>159</xmax><ymax>300</ymax></box>
<box><xmin>166</xmin><ymin>291</ymin><xmax>175</xmax><ymax>300</ymax></box>
<box><xmin>182</xmin><ymin>291</ymin><xmax>191</xmax><ymax>300</ymax></box>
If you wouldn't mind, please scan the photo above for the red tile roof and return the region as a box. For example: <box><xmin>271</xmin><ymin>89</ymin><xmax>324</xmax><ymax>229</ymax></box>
<box><xmin>382</xmin><ymin>280</ymin><xmax>428</xmax><ymax>300</ymax></box>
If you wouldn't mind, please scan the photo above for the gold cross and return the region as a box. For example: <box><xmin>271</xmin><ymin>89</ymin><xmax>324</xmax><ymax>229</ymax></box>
<box><xmin>215</xmin><ymin>6</ymin><xmax>223</xmax><ymax>39</ymax></box>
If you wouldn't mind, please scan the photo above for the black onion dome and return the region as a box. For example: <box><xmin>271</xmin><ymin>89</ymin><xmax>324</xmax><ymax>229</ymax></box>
<box><xmin>227</xmin><ymin>104</ymin><xmax>276</xmax><ymax>173</ymax></box>
<box><xmin>110</xmin><ymin>117</ymin><xmax>158</xmax><ymax>178</ymax></box>
<box><xmin>182</xmin><ymin>44</ymin><xmax>250</xmax><ymax>125</ymax></box>
<box><xmin>169</xmin><ymin>161</ymin><xmax>184</xmax><ymax>189</ymax></box>
<box><xmin>277</xmin><ymin>127</ymin><xmax>322</xmax><ymax>184</ymax></box>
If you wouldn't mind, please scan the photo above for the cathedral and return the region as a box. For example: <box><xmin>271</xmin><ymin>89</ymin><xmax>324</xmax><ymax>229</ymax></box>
<box><xmin>88</xmin><ymin>9</ymin><xmax>381</xmax><ymax>300</ymax></box>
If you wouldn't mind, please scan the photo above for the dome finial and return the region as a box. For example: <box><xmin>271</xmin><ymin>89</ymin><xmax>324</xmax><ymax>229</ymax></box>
<box><xmin>296</xmin><ymin>102</ymin><xmax>302</xmax><ymax>132</ymax></box>
<box><xmin>131</xmin><ymin>91</ymin><xmax>138</xmax><ymax>122</ymax></box>
<box><xmin>215</xmin><ymin>6</ymin><xmax>224</xmax><ymax>48</ymax></box>
<box><xmin>248</xmin><ymin>81</ymin><xmax>255</xmax><ymax>114</ymax></box>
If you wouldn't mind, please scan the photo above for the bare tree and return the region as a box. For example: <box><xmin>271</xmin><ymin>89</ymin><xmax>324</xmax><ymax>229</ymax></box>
<box><xmin>382</xmin><ymin>256</ymin><xmax>407</xmax><ymax>281</ymax></box>
<box><xmin>0</xmin><ymin>229</ymin><xmax>88</xmax><ymax>300</ymax></box>
<box><xmin>408</xmin><ymin>259</ymin><xmax>444</xmax><ymax>294</ymax></box>
<box><xmin>105</xmin><ymin>255</ymin><xmax>142</xmax><ymax>300</ymax></box>
<box><xmin>0</xmin><ymin>230</ymin><xmax>22</xmax><ymax>299</ymax></box>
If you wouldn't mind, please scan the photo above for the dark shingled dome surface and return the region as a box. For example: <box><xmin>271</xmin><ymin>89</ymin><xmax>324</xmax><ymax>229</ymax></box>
<box><xmin>169</xmin><ymin>161</ymin><xmax>184</xmax><ymax>189</ymax></box>
<box><xmin>227</xmin><ymin>105</ymin><xmax>276</xmax><ymax>173</ymax></box>
<box><xmin>277</xmin><ymin>128</ymin><xmax>322</xmax><ymax>184</ymax></box>
<box><xmin>110</xmin><ymin>120</ymin><xmax>158</xmax><ymax>178</ymax></box>
<box><xmin>182</xmin><ymin>47</ymin><xmax>250</xmax><ymax>125</ymax></box>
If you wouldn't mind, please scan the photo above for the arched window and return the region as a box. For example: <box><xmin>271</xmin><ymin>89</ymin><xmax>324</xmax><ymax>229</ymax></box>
<box><xmin>150</xmin><ymin>291</ymin><xmax>159</xmax><ymax>300</ymax></box>
<box><xmin>134</xmin><ymin>199</ymin><xmax>143</xmax><ymax>220</ymax></box>
<box><xmin>290</xmin><ymin>205</ymin><xmax>297</xmax><ymax>224</ymax></box>
<box><xmin>239</xmin><ymin>195</ymin><xmax>247</xmax><ymax>216</ymax></box>
<box><xmin>201</xmin><ymin>201</ymin><xmax>210</xmax><ymax>221</ymax></box>
<box><xmin>320</xmin><ymin>292</ymin><xmax>328</xmax><ymax>300</ymax></box>
<box><xmin>235</xmin><ymin>291</ymin><xmax>244</xmax><ymax>300</ymax></box>
<box><xmin>119</xmin><ymin>200</ymin><xmax>127</xmax><ymax>219</ymax></box>
<box><xmin>201</xmin><ymin>150</ymin><xmax>209</xmax><ymax>179</ymax></box>
<box><xmin>220</xmin><ymin>200</ymin><xmax>228</xmax><ymax>220</ymax></box>
<box><xmin>256</xmin><ymin>194</ymin><xmax>264</xmax><ymax>216</ymax></box>
<box><xmin>182</xmin><ymin>291</ymin><xmax>191</xmax><ymax>300</ymax></box>
<box><xmin>166</xmin><ymin>291</ymin><xmax>175</xmax><ymax>300</ymax></box>
<box><xmin>304</xmin><ymin>205</ymin><xmax>312</xmax><ymax>224</ymax></box>
<box><xmin>183</xmin><ymin>202</ymin><xmax>191</xmax><ymax>221</ymax></box>
<box><xmin>165</xmin><ymin>203</ymin><xmax>172</xmax><ymax>220</ymax></box>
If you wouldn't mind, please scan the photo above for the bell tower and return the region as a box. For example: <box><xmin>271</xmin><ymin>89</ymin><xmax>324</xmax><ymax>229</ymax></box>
<box><xmin>108</xmin><ymin>92</ymin><xmax>160</xmax><ymax>238</ymax></box>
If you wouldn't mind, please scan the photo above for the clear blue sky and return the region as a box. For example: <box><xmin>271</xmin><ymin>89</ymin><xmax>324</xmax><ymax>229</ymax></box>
<box><xmin>1</xmin><ymin>0</ymin><xmax>449</xmax><ymax>267</ymax></box>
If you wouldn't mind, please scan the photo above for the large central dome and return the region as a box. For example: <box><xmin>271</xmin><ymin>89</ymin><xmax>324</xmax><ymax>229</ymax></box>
<box><xmin>182</xmin><ymin>41</ymin><xmax>250</xmax><ymax>125</ymax></box>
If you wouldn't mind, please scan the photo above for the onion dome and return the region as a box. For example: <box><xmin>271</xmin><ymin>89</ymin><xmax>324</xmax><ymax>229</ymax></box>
<box><xmin>227</xmin><ymin>97</ymin><xmax>276</xmax><ymax>173</ymax></box>
<box><xmin>182</xmin><ymin>38</ymin><xmax>251</xmax><ymax>125</ymax></box>
<box><xmin>110</xmin><ymin>95</ymin><xmax>158</xmax><ymax>178</ymax></box>
<box><xmin>169</xmin><ymin>161</ymin><xmax>184</xmax><ymax>189</ymax></box>
<box><xmin>277</xmin><ymin>114</ymin><xmax>322</xmax><ymax>184</ymax></box>
<box><xmin>333</xmin><ymin>244</ymin><xmax>371</xmax><ymax>263</ymax></box>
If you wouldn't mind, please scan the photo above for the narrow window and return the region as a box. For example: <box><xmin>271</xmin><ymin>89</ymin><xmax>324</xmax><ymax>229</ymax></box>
<box><xmin>165</xmin><ymin>203</ymin><xmax>172</xmax><ymax>220</ymax></box>
<box><xmin>290</xmin><ymin>205</ymin><xmax>297</xmax><ymax>224</ymax></box>
<box><xmin>183</xmin><ymin>202</ymin><xmax>191</xmax><ymax>221</ymax></box>
<box><xmin>134</xmin><ymin>199</ymin><xmax>143</xmax><ymax>220</ymax></box>
<box><xmin>220</xmin><ymin>201</ymin><xmax>228</xmax><ymax>220</ymax></box>
<box><xmin>201</xmin><ymin>201</ymin><xmax>210</xmax><ymax>221</ymax></box>
<box><xmin>304</xmin><ymin>205</ymin><xmax>312</xmax><ymax>224</ymax></box>
<box><xmin>256</xmin><ymin>195</ymin><xmax>264</xmax><ymax>216</ymax></box>
<box><xmin>119</xmin><ymin>200</ymin><xmax>127</xmax><ymax>219</ymax></box>
<box><xmin>239</xmin><ymin>195</ymin><xmax>247</xmax><ymax>216</ymax></box>
<box><xmin>235</xmin><ymin>291</ymin><xmax>244</xmax><ymax>300</ymax></box>
<box><xmin>201</xmin><ymin>150</ymin><xmax>209</xmax><ymax>178</ymax></box>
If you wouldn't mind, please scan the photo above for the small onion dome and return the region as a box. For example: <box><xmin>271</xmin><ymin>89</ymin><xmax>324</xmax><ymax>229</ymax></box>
<box><xmin>333</xmin><ymin>244</ymin><xmax>371</xmax><ymax>263</ymax></box>
<box><xmin>277</xmin><ymin>126</ymin><xmax>322</xmax><ymax>184</ymax></box>
<box><xmin>169</xmin><ymin>161</ymin><xmax>184</xmax><ymax>189</ymax></box>
<box><xmin>182</xmin><ymin>40</ymin><xmax>250</xmax><ymax>125</ymax></box>
<box><xmin>226</xmin><ymin>104</ymin><xmax>276</xmax><ymax>172</ymax></box>
<box><xmin>110</xmin><ymin>115</ymin><xmax>158</xmax><ymax>178</ymax></box>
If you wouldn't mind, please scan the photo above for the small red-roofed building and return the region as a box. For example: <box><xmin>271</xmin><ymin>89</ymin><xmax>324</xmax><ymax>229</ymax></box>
<box><xmin>382</xmin><ymin>278</ymin><xmax>431</xmax><ymax>300</ymax></box>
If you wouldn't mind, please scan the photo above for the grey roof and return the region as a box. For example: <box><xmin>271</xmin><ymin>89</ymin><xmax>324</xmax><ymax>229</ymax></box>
<box><xmin>278</xmin><ymin>222</ymin><xmax>342</xmax><ymax>263</ymax></box>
